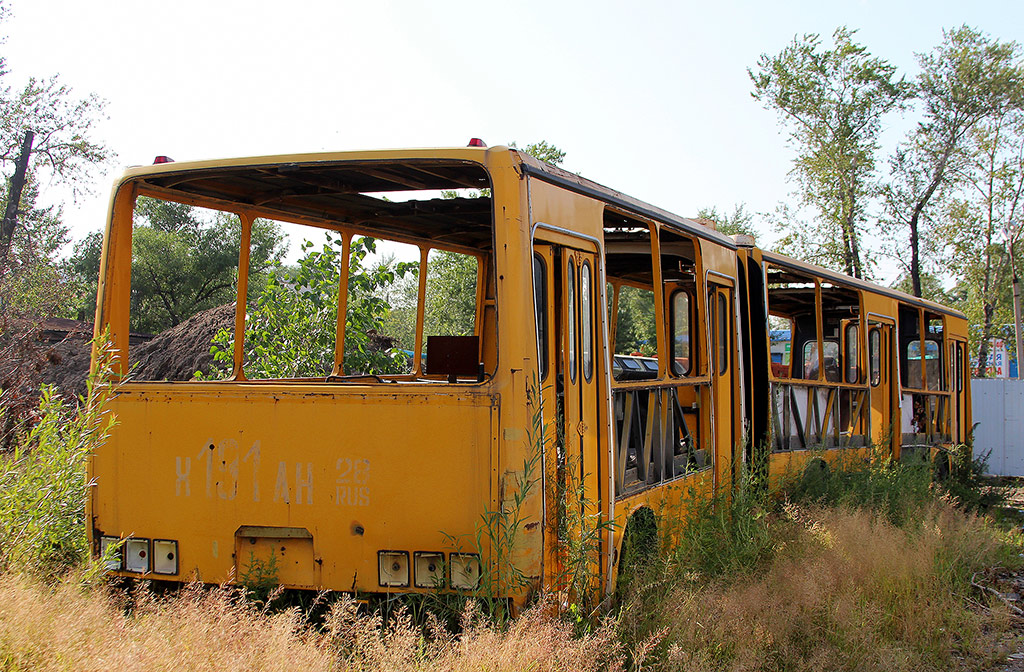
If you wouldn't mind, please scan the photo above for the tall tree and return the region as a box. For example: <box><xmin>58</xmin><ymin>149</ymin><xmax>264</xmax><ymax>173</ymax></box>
<box><xmin>750</xmin><ymin>27</ymin><xmax>909</xmax><ymax>278</ymax></box>
<box><xmin>883</xmin><ymin>26</ymin><xmax>1024</xmax><ymax>297</ymax></box>
<box><xmin>939</xmin><ymin>111</ymin><xmax>1024</xmax><ymax>375</ymax></box>
<box><xmin>67</xmin><ymin>197</ymin><xmax>287</xmax><ymax>333</ymax></box>
<box><xmin>0</xmin><ymin>79</ymin><xmax>112</xmax><ymax>271</ymax></box>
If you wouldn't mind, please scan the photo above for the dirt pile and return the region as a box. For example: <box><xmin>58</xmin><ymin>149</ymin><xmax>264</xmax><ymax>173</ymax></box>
<box><xmin>39</xmin><ymin>304</ymin><xmax>235</xmax><ymax>399</ymax></box>
<box><xmin>129</xmin><ymin>304</ymin><xmax>234</xmax><ymax>382</ymax></box>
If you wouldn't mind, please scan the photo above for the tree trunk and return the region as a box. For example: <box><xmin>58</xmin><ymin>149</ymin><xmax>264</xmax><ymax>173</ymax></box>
<box><xmin>977</xmin><ymin>301</ymin><xmax>996</xmax><ymax>377</ymax></box>
<box><xmin>909</xmin><ymin>215</ymin><xmax>921</xmax><ymax>297</ymax></box>
<box><xmin>0</xmin><ymin>130</ymin><xmax>35</xmax><ymax>272</ymax></box>
<box><xmin>907</xmin><ymin>142</ymin><xmax>955</xmax><ymax>298</ymax></box>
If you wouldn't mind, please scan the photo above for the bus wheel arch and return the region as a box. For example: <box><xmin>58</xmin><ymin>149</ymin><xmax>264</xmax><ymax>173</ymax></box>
<box><xmin>615</xmin><ymin>506</ymin><xmax>657</xmax><ymax>594</ymax></box>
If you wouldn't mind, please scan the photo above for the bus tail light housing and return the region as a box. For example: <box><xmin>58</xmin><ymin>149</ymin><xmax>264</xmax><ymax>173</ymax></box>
<box><xmin>450</xmin><ymin>553</ymin><xmax>480</xmax><ymax>590</ymax></box>
<box><xmin>152</xmin><ymin>539</ymin><xmax>178</xmax><ymax>575</ymax></box>
<box><xmin>99</xmin><ymin>536</ymin><xmax>122</xmax><ymax>571</ymax></box>
<box><xmin>378</xmin><ymin>551</ymin><xmax>409</xmax><ymax>587</ymax></box>
<box><xmin>125</xmin><ymin>538</ymin><xmax>150</xmax><ymax>573</ymax></box>
<box><xmin>413</xmin><ymin>552</ymin><xmax>445</xmax><ymax>588</ymax></box>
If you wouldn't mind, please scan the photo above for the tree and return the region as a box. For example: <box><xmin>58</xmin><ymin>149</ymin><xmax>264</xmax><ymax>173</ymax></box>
<box><xmin>613</xmin><ymin>285</ymin><xmax>656</xmax><ymax>356</ymax></box>
<box><xmin>938</xmin><ymin>111</ymin><xmax>1024</xmax><ymax>375</ymax></box>
<box><xmin>67</xmin><ymin>197</ymin><xmax>287</xmax><ymax>333</ymax></box>
<box><xmin>750</xmin><ymin>27</ymin><xmax>910</xmax><ymax>278</ymax></box>
<box><xmin>695</xmin><ymin>204</ymin><xmax>758</xmax><ymax>239</ymax></box>
<box><xmin>0</xmin><ymin>73</ymin><xmax>113</xmax><ymax>270</ymax></box>
<box><xmin>883</xmin><ymin>26</ymin><xmax>1024</xmax><ymax>297</ymax></box>
<box><xmin>509</xmin><ymin>140</ymin><xmax>566</xmax><ymax>166</ymax></box>
<box><xmin>209</xmin><ymin>235</ymin><xmax>418</xmax><ymax>378</ymax></box>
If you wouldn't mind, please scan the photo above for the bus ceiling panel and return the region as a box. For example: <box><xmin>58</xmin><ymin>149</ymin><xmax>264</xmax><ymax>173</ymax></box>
<box><xmin>135</xmin><ymin>164</ymin><xmax>495</xmax><ymax>249</ymax></box>
<box><xmin>605</xmin><ymin>256</ymin><xmax>655</xmax><ymax>285</ymax></box>
<box><xmin>141</xmin><ymin>161</ymin><xmax>491</xmax><ymax>199</ymax></box>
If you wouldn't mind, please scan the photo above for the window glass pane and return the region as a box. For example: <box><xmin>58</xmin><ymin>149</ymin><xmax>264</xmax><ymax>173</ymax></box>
<box><xmin>533</xmin><ymin>254</ymin><xmax>547</xmax><ymax>380</ymax></box>
<box><xmin>581</xmin><ymin>261</ymin><xmax>593</xmax><ymax>381</ymax></box>
<box><xmin>803</xmin><ymin>341</ymin><xmax>817</xmax><ymax>379</ymax></box>
<box><xmin>822</xmin><ymin>341</ymin><xmax>840</xmax><ymax>382</ymax></box>
<box><xmin>567</xmin><ymin>259</ymin><xmax>577</xmax><ymax>383</ymax></box>
<box><xmin>924</xmin><ymin>340</ymin><xmax>942</xmax><ymax>390</ymax></box>
<box><xmin>906</xmin><ymin>340</ymin><xmax>923</xmax><ymax>388</ymax></box>
<box><xmin>845</xmin><ymin>324</ymin><xmax>859</xmax><ymax>383</ymax></box>
<box><xmin>613</xmin><ymin>285</ymin><xmax>656</xmax><ymax>381</ymax></box>
<box><xmin>769</xmin><ymin>315</ymin><xmax>793</xmax><ymax>378</ymax></box>
<box><xmin>803</xmin><ymin>341</ymin><xmax>840</xmax><ymax>381</ymax></box>
<box><xmin>717</xmin><ymin>293</ymin><xmax>728</xmax><ymax>374</ymax></box>
<box><xmin>423</xmin><ymin>249</ymin><xmax>477</xmax><ymax>338</ymax></box>
<box><xmin>956</xmin><ymin>343</ymin><xmax>964</xmax><ymax>392</ymax></box>
<box><xmin>344</xmin><ymin>237</ymin><xmax>421</xmax><ymax>376</ymax></box>
<box><xmin>672</xmin><ymin>292</ymin><xmax>691</xmax><ymax>375</ymax></box>
<box><xmin>869</xmin><ymin>329</ymin><xmax>881</xmax><ymax>386</ymax></box>
<box><xmin>375</xmin><ymin>241</ymin><xmax>422</xmax><ymax>367</ymax></box>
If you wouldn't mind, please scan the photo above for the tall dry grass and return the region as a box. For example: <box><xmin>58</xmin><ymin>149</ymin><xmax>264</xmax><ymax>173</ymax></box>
<box><xmin>1</xmin><ymin>498</ymin><xmax>1015</xmax><ymax>671</ymax></box>
<box><xmin>0</xmin><ymin>575</ymin><xmax>629</xmax><ymax>671</ymax></box>
<box><xmin>619</xmin><ymin>497</ymin><xmax>1021</xmax><ymax>671</ymax></box>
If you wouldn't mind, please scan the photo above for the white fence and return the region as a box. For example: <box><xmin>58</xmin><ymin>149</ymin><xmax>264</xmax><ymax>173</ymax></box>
<box><xmin>972</xmin><ymin>378</ymin><xmax>1024</xmax><ymax>477</ymax></box>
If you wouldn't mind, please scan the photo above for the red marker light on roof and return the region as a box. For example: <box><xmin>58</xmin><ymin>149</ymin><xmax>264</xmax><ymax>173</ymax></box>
<box><xmin>467</xmin><ymin>138</ymin><xmax>487</xmax><ymax>147</ymax></box>
<box><xmin>153</xmin><ymin>156</ymin><xmax>174</xmax><ymax>164</ymax></box>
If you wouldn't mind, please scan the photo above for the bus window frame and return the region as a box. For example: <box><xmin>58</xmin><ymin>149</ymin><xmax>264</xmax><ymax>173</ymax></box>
<box><xmin>670</xmin><ymin>289</ymin><xmax>693</xmax><ymax>377</ymax></box>
<box><xmin>869</xmin><ymin>326</ymin><xmax>881</xmax><ymax>387</ymax></box>
<box><xmin>533</xmin><ymin>252</ymin><xmax>548</xmax><ymax>382</ymax></box>
<box><xmin>844</xmin><ymin>321</ymin><xmax>860</xmax><ymax>384</ymax></box>
<box><xmin>581</xmin><ymin>259</ymin><xmax>594</xmax><ymax>382</ymax></box>
<box><xmin>119</xmin><ymin>172</ymin><xmax>496</xmax><ymax>386</ymax></box>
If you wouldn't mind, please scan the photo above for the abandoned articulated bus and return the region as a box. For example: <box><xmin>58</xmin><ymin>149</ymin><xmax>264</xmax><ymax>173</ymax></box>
<box><xmin>88</xmin><ymin>145</ymin><xmax>972</xmax><ymax>606</ymax></box>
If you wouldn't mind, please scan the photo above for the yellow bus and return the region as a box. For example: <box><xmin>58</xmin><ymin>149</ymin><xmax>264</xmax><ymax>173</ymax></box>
<box><xmin>88</xmin><ymin>145</ymin><xmax>971</xmax><ymax>606</ymax></box>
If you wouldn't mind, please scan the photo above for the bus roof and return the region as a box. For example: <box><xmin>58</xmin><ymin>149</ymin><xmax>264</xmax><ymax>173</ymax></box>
<box><xmin>115</xmin><ymin>146</ymin><xmax>738</xmax><ymax>251</ymax></box>
<box><xmin>515</xmin><ymin>151</ymin><xmax>738</xmax><ymax>249</ymax></box>
<box><xmin>761</xmin><ymin>250</ymin><xmax>966</xmax><ymax>320</ymax></box>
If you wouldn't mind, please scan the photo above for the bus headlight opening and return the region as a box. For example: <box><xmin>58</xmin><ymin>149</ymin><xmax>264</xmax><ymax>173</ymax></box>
<box><xmin>378</xmin><ymin>551</ymin><xmax>409</xmax><ymax>587</ymax></box>
<box><xmin>152</xmin><ymin>539</ymin><xmax>179</xmax><ymax>575</ymax></box>
<box><xmin>99</xmin><ymin>536</ymin><xmax>122</xmax><ymax>571</ymax></box>
<box><xmin>125</xmin><ymin>538</ymin><xmax>150</xmax><ymax>573</ymax></box>
<box><xmin>450</xmin><ymin>553</ymin><xmax>481</xmax><ymax>590</ymax></box>
<box><xmin>414</xmin><ymin>552</ymin><xmax>445</xmax><ymax>588</ymax></box>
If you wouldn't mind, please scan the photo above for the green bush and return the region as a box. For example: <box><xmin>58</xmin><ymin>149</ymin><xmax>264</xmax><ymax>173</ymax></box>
<box><xmin>784</xmin><ymin>448</ymin><xmax>934</xmax><ymax>525</ymax></box>
<box><xmin>0</xmin><ymin>342</ymin><xmax>114</xmax><ymax>578</ymax></box>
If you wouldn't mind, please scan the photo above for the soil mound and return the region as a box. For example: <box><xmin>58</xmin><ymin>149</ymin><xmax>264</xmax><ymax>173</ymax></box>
<box><xmin>38</xmin><ymin>304</ymin><xmax>235</xmax><ymax>399</ymax></box>
<box><xmin>130</xmin><ymin>304</ymin><xmax>234</xmax><ymax>382</ymax></box>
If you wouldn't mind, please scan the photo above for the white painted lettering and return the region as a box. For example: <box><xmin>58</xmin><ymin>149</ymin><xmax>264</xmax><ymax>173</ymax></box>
<box><xmin>216</xmin><ymin>439</ymin><xmax>239</xmax><ymax>500</ymax></box>
<box><xmin>274</xmin><ymin>461</ymin><xmax>290</xmax><ymax>503</ymax></box>
<box><xmin>243</xmin><ymin>440</ymin><xmax>261</xmax><ymax>502</ymax></box>
<box><xmin>296</xmin><ymin>462</ymin><xmax>313</xmax><ymax>505</ymax></box>
<box><xmin>198</xmin><ymin>440</ymin><xmax>214</xmax><ymax>498</ymax></box>
<box><xmin>175</xmin><ymin>456</ymin><xmax>191</xmax><ymax>496</ymax></box>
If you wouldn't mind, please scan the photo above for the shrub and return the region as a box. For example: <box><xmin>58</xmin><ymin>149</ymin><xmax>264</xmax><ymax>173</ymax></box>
<box><xmin>0</xmin><ymin>340</ymin><xmax>114</xmax><ymax>578</ymax></box>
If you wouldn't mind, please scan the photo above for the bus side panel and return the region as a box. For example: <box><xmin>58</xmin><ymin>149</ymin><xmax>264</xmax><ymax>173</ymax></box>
<box><xmin>91</xmin><ymin>385</ymin><xmax>494</xmax><ymax>591</ymax></box>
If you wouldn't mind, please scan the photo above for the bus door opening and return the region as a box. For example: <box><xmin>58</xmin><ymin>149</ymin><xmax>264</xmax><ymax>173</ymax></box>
<box><xmin>533</xmin><ymin>240</ymin><xmax>603</xmax><ymax>597</ymax></box>
<box><xmin>708</xmin><ymin>280</ymin><xmax>737</xmax><ymax>490</ymax></box>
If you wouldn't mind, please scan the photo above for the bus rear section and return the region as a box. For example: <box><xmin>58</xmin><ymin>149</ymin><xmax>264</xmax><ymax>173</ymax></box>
<box><xmin>88</xmin><ymin>149</ymin><xmax>529</xmax><ymax>598</ymax></box>
<box><xmin>93</xmin><ymin>384</ymin><xmax>496</xmax><ymax>592</ymax></box>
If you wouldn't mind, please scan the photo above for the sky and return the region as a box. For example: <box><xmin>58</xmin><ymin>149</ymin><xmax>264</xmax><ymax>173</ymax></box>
<box><xmin>6</xmin><ymin>0</ymin><xmax>1024</xmax><ymax>282</ymax></box>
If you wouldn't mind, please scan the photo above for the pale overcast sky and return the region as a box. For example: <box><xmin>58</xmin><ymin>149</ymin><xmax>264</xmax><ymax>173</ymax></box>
<box><xmin>6</xmin><ymin>0</ymin><xmax>1024</xmax><ymax>281</ymax></box>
